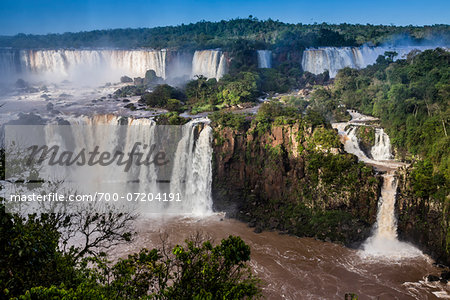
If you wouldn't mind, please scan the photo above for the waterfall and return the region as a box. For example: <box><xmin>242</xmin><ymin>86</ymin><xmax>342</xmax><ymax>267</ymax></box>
<box><xmin>6</xmin><ymin>115</ymin><xmax>213</xmax><ymax>216</ymax></box>
<box><xmin>191</xmin><ymin>50</ymin><xmax>227</xmax><ymax>80</ymax></box>
<box><xmin>371</xmin><ymin>128</ymin><xmax>393</xmax><ymax>161</ymax></box>
<box><xmin>170</xmin><ymin>118</ymin><xmax>213</xmax><ymax>215</ymax></box>
<box><xmin>165</xmin><ymin>51</ymin><xmax>194</xmax><ymax>80</ymax></box>
<box><xmin>257</xmin><ymin>50</ymin><xmax>272</xmax><ymax>68</ymax></box>
<box><xmin>333</xmin><ymin>111</ymin><xmax>422</xmax><ymax>259</ymax></box>
<box><xmin>0</xmin><ymin>49</ymin><xmax>168</xmax><ymax>83</ymax></box>
<box><xmin>0</xmin><ymin>49</ymin><xmax>20</xmax><ymax>81</ymax></box>
<box><xmin>302</xmin><ymin>45</ymin><xmax>441</xmax><ymax>78</ymax></box>
<box><xmin>341</xmin><ymin>126</ymin><xmax>372</xmax><ymax>163</ymax></box>
<box><xmin>362</xmin><ymin>173</ymin><xmax>422</xmax><ymax>258</ymax></box>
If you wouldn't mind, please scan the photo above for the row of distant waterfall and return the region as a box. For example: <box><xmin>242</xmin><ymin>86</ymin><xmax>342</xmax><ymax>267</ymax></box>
<box><xmin>301</xmin><ymin>45</ymin><xmax>442</xmax><ymax>77</ymax></box>
<box><xmin>0</xmin><ymin>49</ymin><xmax>228</xmax><ymax>83</ymax></box>
<box><xmin>0</xmin><ymin>45</ymin><xmax>444</xmax><ymax>83</ymax></box>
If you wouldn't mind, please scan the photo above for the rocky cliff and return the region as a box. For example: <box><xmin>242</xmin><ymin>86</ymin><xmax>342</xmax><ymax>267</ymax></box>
<box><xmin>212</xmin><ymin>122</ymin><xmax>380</xmax><ymax>247</ymax></box>
<box><xmin>396</xmin><ymin>167</ymin><xmax>450</xmax><ymax>265</ymax></box>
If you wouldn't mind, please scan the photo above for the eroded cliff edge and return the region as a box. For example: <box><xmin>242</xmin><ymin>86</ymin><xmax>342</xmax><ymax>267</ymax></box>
<box><xmin>211</xmin><ymin>121</ymin><xmax>381</xmax><ymax>247</ymax></box>
<box><xmin>397</xmin><ymin>167</ymin><xmax>450</xmax><ymax>265</ymax></box>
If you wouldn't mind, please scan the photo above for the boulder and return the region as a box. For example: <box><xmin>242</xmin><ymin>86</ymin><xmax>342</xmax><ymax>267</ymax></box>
<box><xmin>120</xmin><ymin>76</ymin><xmax>133</xmax><ymax>83</ymax></box>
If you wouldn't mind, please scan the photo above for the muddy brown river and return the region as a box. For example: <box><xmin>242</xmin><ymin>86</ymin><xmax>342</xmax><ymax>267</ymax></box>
<box><xmin>111</xmin><ymin>215</ymin><xmax>449</xmax><ymax>300</ymax></box>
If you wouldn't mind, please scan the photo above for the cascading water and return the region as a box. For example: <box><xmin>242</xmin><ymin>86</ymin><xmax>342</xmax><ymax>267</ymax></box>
<box><xmin>6</xmin><ymin>114</ymin><xmax>213</xmax><ymax>216</ymax></box>
<box><xmin>371</xmin><ymin>128</ymin><xmax>393</xmax><ymax>161</ymax></box>
<box><xmin>302</xmin><ymin>45</ymin><xmax>442</xmax><ymax>77</ymax></box>
<box><xmin>191</xmin><ymin>50</ymin><xmax>227</xmax><ymax>80</ymax></box>
<box><xmin>362</xmin><ymin>173</ymin><xmax>422</xmax><ymax>258</ymax></box>
<box><xmin>257</xmin><ymin>50</ymin><xmax>272</xmax><ymax>68</ymax></box>
<box><xmin>1</xmin><ymin>49</ymin><xmax>167</xmax><ymax>83</ymax></box>
<box><xmin>170</xmin><ymin>119</ymin><xmax>213</xmax><ymax>215</ymax></box>
<box><xmin>333</xmin><ymin>112</ymin><xmax>422</xmax><ymax>259</ymax></box>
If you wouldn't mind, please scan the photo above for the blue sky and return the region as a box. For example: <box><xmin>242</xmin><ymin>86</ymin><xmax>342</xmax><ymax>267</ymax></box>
<box><xmin>1</xmin><ymin>0</ymin><xmax>449</xmax><ymax>35</ymax></box>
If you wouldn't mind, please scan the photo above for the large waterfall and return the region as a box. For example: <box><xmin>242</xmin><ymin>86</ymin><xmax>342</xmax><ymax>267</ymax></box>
<box><xmin>257</xmin><ymin>50</ymin><xmax>272</xmax><ymax>68</ymax></box>
<box><xmin>5</xmin><ymin>115</ymin><xmax>213</xmax><ymax>216</ymax></box>
<box><xmin>302</xmin><ymin>45</ymin><xmax>440</xmax><ymax>77</ymax></box>
<box><xmin>0</xmin><ymin>49</ymin><xmax>167</xmax><ymax>83</ymax></box>
<box><xmin>0</xmin><ymin>49</ymin><xmax>231</xmax><ymax>83</ymax></box>
<box><xmin>191</xmin><ymin>50</ymin><xmax>227</xmax><ymax>80</ymax></box>
<box><xmin>333</xmin><ymin>112</ymin><xmax>422</xmax><ymax>259</ymax></box>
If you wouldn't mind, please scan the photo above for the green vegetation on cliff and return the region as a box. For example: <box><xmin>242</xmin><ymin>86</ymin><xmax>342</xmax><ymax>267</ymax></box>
<box><xmin>211</xmin><ymin>104</ymin><xmax>379</xmax><ymax>246</ymax></box>
<box><xmin>310</xmin><ymin>48</ymin><xmax>449</xmax><ymax>263</ymax></box>
<box><xmin>317</xmin><ymin>48</ymin><xmax>449</xmax><ymax>199</ymax></box>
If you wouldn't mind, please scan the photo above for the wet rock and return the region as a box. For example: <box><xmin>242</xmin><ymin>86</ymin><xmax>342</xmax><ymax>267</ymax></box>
<box><xmin>46</xmin><ymin>103</ymin><xmax>54</xmax><ymax>111</ymax></box>
<box><xmin>59</xmin><ymin>93</ymin><xmax>72</xmax><ymax>98</ymax></box>
<box><xmin>56</xmin><ymin>117</ymin><xmax>70</xmax><ymax>125</ymax></box>
<box><xmin>124</xmin><ymin>103</ymin><xmax>136</xmax><ymax>111</ymax></box>
<box><xmin>427</xmin><ymin>275</ymin><xmax>440</xmax><ymax>282</ymax></box>
<box><xmin>25</xmin><ymin>87</ymin><xmax>39</xmax><ymax>93</ymax></box>
<box><xmin>120</xmin><ymin>76</ymin><xmax>133</xmax><ymax>83</ymax></box>
<box><xmin>122</xmin><ymin>99</ymin><xmax>131</xmax><ymax>103</ymax></box>
<box><xmin>41</xmin><ymin>94</ymin><xmax>51</xmax><ymax>100</ymax></box>
<box><xmin>6</xmin><ymin>113</ymin><xmax>47</xmax><ymax>125</ymax></box>
<box><xmin>15</xmin><ymin>79</ymin><xmax>28</xmax><ymax>89</ymax></box>
<box><xmin>51</xmin><ymin>109</ymin><xmax>60</xmax><ymax>115</ymax></box>
<box><xmin>134</xmin><ymin>77</ymin><xmax>144</xmax><ymax>85</ymax></box>
<box><xmin>441</xmin><ymin>271</ymin><xmax>450</xmax><ymax>280</ymax></box>
<box><xmin>441</xmin><ymin>279</ymin><xmax>448</xmax><ymax>284</ymax></box>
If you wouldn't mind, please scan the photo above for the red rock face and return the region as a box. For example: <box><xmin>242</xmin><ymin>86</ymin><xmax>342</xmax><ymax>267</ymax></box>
<box><xmin>211</xmin><ymin>122</ymin><xmax>380</xmax><ymax>246</ymax></box>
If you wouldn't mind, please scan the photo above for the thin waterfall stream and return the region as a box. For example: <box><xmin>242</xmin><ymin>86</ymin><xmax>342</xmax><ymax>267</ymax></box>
<box><xmin>333</xmin><ymin>111</ymin><xmax>423</xmax><ymax>259</ymax></box>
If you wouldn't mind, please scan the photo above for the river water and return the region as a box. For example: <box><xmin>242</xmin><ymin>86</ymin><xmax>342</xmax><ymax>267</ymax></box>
<box><xmin>111</xmin><ymin>215</ymin><xmax>449</xmax><ymax>299</ymax></box>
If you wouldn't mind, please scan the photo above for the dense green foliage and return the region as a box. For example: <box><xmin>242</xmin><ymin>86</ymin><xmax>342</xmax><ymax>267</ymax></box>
<box><xmin>14</xmin><ymin>235</ymin><xmax>260</xmax><ymax>300</ymax></box>
<box><xmin>0</xmin><ymin>201</ymin><xmax>260</xmax><ymax>299</ymax></box>
<box><xmin>1</xmin><ymin>210</ymin><xmax>76</xmax><ymax>298</ymax></box>
<box><xmin>316</xmin><ymin>48</ymin><xmax>449</xmax><ymax>201</ymax></box>
<box><xmin>154</xmin><ymin>112</ymin><xmax>190</xmax><ymax>125</ymax></box>
<box><xmin>209</xmin><ymin>112</ymin><xmax>249</xmax><ymax>131</ymax></box>
<box><xmin>184</xmin><ymin>72</ymin><xmax>261</xmax><ymax>112</ymax></box>
<box><xmin>1</xmin><ymin>18</ymin><xmax>448</xmax><ymax>49</ymax></box>
<box><xmin>140</xmin><ymin>84</ymin><xmax>186</xmax><ymax>111</ymax></box>
<box><xmin>308</xmin><ymin>48</ymin><xmax>449</xmax><ymax>259</ymax></box>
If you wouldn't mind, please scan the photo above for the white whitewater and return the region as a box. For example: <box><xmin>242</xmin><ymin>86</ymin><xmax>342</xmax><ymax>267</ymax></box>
<box><xmin>170</xmin><ymin>118</ymin><xmax>213</xmax><ymax>216</ymax></box>
<box><xmin>302</xmin><ymin>45</ymin><xmax>442</xmax><ymax>77</ymax></box>
<box><xmin>191</xmin><ymin>50</ymin><xmax>227</xmax><ymax>80</ymax></box>
<box><xmin>333</xmin><ymin>111</ymin><xmax>422</xmax><ymax>259</ymax></box>
<box><xmin>257</xmin><ymin>50</ymin><xmax>272</xmax><ymax>68</ymax></box>
<box><xmin>371</xmin><ymin>128</ymin><xmax>393</xmax><ymax>161</ymax></box>
<box><xmin>1</xmin><ymin>49</ymin><xmax>167</xmax><ymax>83</ymax></box>
<box><xmin>34</xmin><ymin>115</ymin><xmax>214</xmax><ymax>216</ymax></box>
<box><xmin>362</xmin><ymin>173</ymin><xmax>422</xmax><ymax>258</ymax></box>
